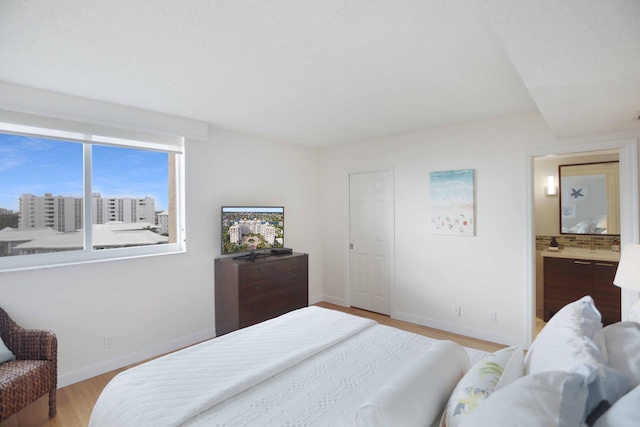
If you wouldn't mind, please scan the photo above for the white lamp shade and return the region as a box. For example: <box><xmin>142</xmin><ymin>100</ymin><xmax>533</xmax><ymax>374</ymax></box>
<box><xmin>613</xmin><ymin>244</ymin><xmax>640</xmax><ymax>291</ymax></box>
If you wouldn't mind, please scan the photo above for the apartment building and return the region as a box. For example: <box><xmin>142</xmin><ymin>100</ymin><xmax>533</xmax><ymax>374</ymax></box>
<box><xmin>18</xmin><ymin>193</ymin><xmax>156</xmax><ymax>232</ymax></box>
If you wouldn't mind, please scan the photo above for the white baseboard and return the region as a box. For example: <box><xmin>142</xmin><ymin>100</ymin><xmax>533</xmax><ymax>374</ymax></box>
<box><xmin>392</xmin><ymin>310</ymin><xmax>523</xmax><ymax>348</ymax></box>
<box><xmin>58</xmin><ymin>327</ymin><xmax>216</xmax><ymax>388</ymax></box>
<box><xmin>308</xmin><ymin>295</ymin><xmax>325</xmax><ymax>305</ymax></box>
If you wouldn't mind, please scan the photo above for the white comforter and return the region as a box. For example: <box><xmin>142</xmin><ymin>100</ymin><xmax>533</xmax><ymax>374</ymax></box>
<box><xmin>90</xmin><ymin>307</ymin><xmax>487</xmax><ymax>427</ymax></box>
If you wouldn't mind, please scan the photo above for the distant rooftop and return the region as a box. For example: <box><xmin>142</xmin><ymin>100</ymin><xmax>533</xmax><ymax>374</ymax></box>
<box><xmin>0</xmin><ymin>222</ymin><xmax>167</xmax><ymax>251</ymax></box>
<box><xmin>0</xmin><ymin>227</ymin><xmax>60</xmax><ymax>242</ymax></box>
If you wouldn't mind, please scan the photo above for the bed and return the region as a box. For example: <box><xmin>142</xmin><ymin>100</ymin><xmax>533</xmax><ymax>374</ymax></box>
<box><xmin>90</xmin><ymin>298</ymin><xmax>640</xmax><ymax>426</ymax></box>
<box><xmin>89</xmin><ymin>306</ymin><xmax>488</xmax><ymax>427</ymax></box>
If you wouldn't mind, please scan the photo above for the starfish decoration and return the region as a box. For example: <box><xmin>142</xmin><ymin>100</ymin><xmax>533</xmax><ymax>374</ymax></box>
<box><xmin>571</xmin><ymin>188</ymin><xmax>584</xmax><ymax>199</ymax></box>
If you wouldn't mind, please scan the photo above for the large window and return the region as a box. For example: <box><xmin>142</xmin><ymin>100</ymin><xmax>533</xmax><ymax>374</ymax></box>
<box><xmin>0</xmin><ymin>120</ymin><xmax>184</xmax><ymax>271</ymax></box>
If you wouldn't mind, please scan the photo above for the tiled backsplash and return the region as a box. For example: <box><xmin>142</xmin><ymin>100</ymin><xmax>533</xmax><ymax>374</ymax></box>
<box><xmin>536</xmin><ymin>235</ymin><xmax>619</xmax><ymax>251</ymax></box>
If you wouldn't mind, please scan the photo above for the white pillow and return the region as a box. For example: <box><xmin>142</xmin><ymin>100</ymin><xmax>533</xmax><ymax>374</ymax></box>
<box><xmin>355</xmin><ymin>340</ymin><xmax>470</xmax><ymax>427</ymax></box>
<box><xmin>580</xmin><ymin>363</ymin><xmax>632</xmax><ymax>422</ymax></box>
<box><xmin>458</xmin><ymin>371</ymin><xmax>589</xmax><ymax>427</ymax></box>
<box><xmin>440</xmin><ymin>346</ymin><xmax>523</xmax><ymax>427</ymax></box>
<box><xmin>0</xmin><ymin>336</ymin><xmax>16</xmax><ymax>364</ymax></box>
<box><xmin>525</xmin><ymin>296</ymin><xmax>605</xmax><ymax>375</ymax></box>
<box><xmin>574</xmin><ymin>219</ymin><xmax>597</xmax><ymax>234</ymax></box>
<box><xmin>603</xmin><ymin>321</ymin><xmax>640</xmax><ymax>387</ymax></box>
<box><xmin>593</xmin><ymin>384</ymin><xmax>640</xmax><ymax>427</ymax></box>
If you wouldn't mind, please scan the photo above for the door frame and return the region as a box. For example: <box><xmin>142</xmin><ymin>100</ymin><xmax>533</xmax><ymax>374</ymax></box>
<box><xmin>344</xmin><ymin>165</ymin><xmax>395</xmax><ymax>314</ymax></box>
<box><xmin>524</xmin><ymin>137</ymin><xmax>639</xmax><ymax>347</ymax></box>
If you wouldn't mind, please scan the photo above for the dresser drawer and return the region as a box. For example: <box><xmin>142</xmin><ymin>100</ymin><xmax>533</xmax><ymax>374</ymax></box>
<box><xmin>238</xmin><ymin>287</ymin><xmax>307</xmax><ymax>327</ymax></box>
<box><xmin>238</xmin><ymin>277</ymin><xmax>278</xmax><ymax>299</ymax></box>
<box><xmin>238</xmin><ymin>293</ymin><xmax>276</xmax><ymax>324</ymax></box>
<box><xmin>278</xmin><ymin>271</ymin><xmax>307</xmax><ymax>290</ymax></box>
<box><xmin>239</xmin><ymin>292</ymin><xmax>289</xmax><ymax>327</ymax></box>
<box><xmin>216</xmin><ymin>253</ymin><xmax>309</xmax><ymax>335</ymax></box>
<box><xmin>277</xmin><ymin>257</ymin><xmax>306</xmax><ymax>274</ymax></box>
<box><xmin>238</xmin><ymin>262</ymin><xmax>277</xmax><ymax>281</ymax></box>
<box><xmin>278</xmin><ymin>285</ymin><xmax>308</xmax><ymax>310</ymax></box>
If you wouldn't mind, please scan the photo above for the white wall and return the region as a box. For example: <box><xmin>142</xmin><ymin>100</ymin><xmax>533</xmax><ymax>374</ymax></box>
<box><xmin>321</xmin><ymin>112</ymin><xmax>558</xmax><ymax>345</ymax></box>
<box><xmin>206</xmin><ymin>127</ymin><xmax>323</xmax><ymax>303</ymax></box>
<box><xmin>320</xmin><ymin>113</ymin><xmax>640</xmax><ymax>346</ymax></box>
<box><xmin>0</xmin><ymin>125</ymin><xmax>322</xmax><ymax>387</ymax></box>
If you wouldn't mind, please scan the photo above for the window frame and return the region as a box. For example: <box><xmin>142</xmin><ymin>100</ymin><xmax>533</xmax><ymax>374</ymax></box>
<box><xmin>0</xmin><ymin>122</ymin><xmax>186</xmax><ymax>273</ymax></box>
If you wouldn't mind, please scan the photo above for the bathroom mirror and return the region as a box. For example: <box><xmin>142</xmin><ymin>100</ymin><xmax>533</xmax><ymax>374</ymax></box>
<box><xmin>559</xmin><ymin>161</ymin><xmax>620</xmax><ymax>235</ymax></box>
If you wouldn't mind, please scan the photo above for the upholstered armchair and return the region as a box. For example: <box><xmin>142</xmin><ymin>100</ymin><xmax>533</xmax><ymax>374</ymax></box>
<box><xmin>0</xmin><ymin>307</ymin><xmax>57</xmax><ymax>422</ymax></box>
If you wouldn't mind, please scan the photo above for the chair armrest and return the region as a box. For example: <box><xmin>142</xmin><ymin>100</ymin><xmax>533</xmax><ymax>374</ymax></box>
<box><xmin>6</xmin><ymin>326</ymin><xmax>57</xmax><ymax>361</ymax></box>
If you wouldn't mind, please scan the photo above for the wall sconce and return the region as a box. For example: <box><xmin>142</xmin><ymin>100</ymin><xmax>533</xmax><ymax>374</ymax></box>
<box><xmin>545</xmin><ymin>175</ymin><xmax>558</xmax><ymax>196</ymax></box>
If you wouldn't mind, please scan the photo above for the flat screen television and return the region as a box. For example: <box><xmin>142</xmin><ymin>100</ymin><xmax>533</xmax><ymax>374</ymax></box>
<box><xmin>221</xmin><ymin>206</ymin><xmax>284</xmax><ymax>258</ymax></box>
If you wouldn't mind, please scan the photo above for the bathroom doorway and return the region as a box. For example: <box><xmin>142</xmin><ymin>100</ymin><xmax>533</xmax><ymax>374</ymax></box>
<box><xmin>525</xmin><ymin>138</ymin><xmax>638</xmax><ymax>345</ymax></box>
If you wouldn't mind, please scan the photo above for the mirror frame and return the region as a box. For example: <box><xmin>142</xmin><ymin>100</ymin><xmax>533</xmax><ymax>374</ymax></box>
<box><xmin>558</xmin><ymin>161</ymin><xmax>620</xmax><ymax>236</ymax></box>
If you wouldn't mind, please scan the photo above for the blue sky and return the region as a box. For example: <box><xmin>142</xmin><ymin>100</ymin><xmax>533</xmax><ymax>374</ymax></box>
<box><xmin>0</xmin><ymin>133</ymin><xmax>169</xmax><ymax>212</ymax></box>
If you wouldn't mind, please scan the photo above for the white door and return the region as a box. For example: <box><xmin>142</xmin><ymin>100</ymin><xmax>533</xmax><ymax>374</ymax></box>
<box><xmin>349</xmin><ymin>170</ymin><xmax>394</xmax><ymax>315</ymax></box>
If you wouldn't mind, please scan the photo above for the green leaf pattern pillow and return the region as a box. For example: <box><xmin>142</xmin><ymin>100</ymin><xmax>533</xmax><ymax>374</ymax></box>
<box><xmin>441</xmin><ymin>346</ymin><xmax>521</xmax><ymax>427</ymax></box>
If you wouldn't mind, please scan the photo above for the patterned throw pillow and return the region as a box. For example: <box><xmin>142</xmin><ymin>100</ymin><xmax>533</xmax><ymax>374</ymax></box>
<box><xmin>440</xmin><ymin>345</ymin><xmax>523</xmax><ymax>427</ymax></box>
<box><xmin>459</xmin><ymin>371</ymin><xmax>589</xmax><ymax>427</ymax></box>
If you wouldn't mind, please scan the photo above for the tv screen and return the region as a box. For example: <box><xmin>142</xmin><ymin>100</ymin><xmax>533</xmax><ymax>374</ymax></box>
<box><xmin>221</xmin><ymin>206</ymin><xmax>284</xmax><ymax>255</ymax></box>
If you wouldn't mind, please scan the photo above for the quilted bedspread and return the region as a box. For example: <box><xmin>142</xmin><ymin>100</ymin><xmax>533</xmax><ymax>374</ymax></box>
<box><xmin>89</xmin><ymin>306</ymin><xmax>488</xmax><ymax>426</ymax></box>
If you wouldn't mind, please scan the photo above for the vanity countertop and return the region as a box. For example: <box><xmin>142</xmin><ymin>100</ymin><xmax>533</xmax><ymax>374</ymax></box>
<box><xmin>541</xmin><ymin>247</ymin><xmax>620</xmax><ymax>262</ymax></box>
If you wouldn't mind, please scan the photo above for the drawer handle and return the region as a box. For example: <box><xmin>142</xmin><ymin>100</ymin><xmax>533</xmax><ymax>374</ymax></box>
<box><xmin>291</xmin><ymin>263</ymin><xmax>297</xmax><ymax>268</ymax></box>
<box><xmin>256</xmin><ymin>268</ymin><xmax>262</xmax><ymax>273</ymax></box>
<box><xmin>255</xmin><ymin>285</ymin><xmax>262</xmax><ymax>290</ymax></box>
<box><xmin>595</xmin><ymin>263</ymin><xmax>615</xmax><ymax>267</ymax></box>
<box><xmin>574</xmin><ymin>261</ymin><xmax>591</xmax><ymax>265</ymax></box>
<box><xmin>292</xmin><ymin>293</ymin><xmax>298</xmax><ymax>298</ymax></box>
<box><xmin>252</xmin><ymin>303</ymin><xmax>261</xmax><ymax>309</ymax></box>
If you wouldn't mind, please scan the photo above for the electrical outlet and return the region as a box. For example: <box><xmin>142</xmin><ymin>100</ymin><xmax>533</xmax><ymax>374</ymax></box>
<box><xmin>452</xmin><ymin>305</ymin><xmax>461</xmax><ymax>317</ymax></box>
<box><xmin>489</xmin><ymin>312</ymin><xmax>497</xmax><ymax>323</ymax></box>
<box><xmin>104</xmin><ymin>335</ymin><xmax>113</xmax><ymax>349</ymax></box>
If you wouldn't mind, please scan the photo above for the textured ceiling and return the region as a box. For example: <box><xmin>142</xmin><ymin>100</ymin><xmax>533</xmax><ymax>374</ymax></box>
<box><xmin>0</xmin><ymin>0</ymin><xmax>638</xmax><ymax>147</ymax></box>
<box><xmin>489</xmin><ymin>0</ymin><xmax>640</xmax><ymax>139</ymax></box>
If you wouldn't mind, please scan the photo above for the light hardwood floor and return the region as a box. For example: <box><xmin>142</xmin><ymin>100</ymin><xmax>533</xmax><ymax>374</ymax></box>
<box><xmin>1</xmin><ymin>303</ymin><xmax>506</xmax><ymax>427</ymax></box>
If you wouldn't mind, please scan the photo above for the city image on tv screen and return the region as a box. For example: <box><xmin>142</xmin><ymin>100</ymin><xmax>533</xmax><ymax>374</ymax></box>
<box><xmin>221</xmin><ymin>206</ymin><xmax>284</xmax><ymax>255</ymax></box>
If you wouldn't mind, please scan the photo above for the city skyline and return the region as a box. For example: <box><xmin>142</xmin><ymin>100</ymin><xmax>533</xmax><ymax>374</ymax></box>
<box><xmin>0</xmin><ymin>132</ymin><xmax>169</xmax><ymax>212</ymax></box>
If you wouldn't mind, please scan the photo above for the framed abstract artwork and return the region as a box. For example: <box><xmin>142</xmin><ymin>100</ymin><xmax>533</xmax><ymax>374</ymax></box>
<box><xmin>429</xmin><ymin>169</ymin><xmax>475</xmax><ymax>236</ymax></box>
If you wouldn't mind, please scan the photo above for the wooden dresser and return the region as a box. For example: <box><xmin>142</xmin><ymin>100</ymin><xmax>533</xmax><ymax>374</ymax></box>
<box><xmin>214</xmin><ymin>252</ymin><xmax>308</xmax><ymax>335</ymax></box>
<box><xmin>542</xmin><ymin>248</ymin><xmax>620</xmax><ymax>325</ymax></box>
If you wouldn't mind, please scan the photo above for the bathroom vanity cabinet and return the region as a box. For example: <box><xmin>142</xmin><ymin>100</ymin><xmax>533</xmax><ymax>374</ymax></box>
<box><xmin>542</xmin><ymin>249</ymin><xmax>620</xmax><ymax>325</ymax></box>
